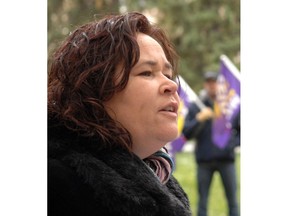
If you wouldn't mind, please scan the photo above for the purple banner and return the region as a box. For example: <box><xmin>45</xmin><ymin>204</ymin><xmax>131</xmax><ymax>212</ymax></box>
<box><xmin>167</xmin><ymin>76</ymin><xmax>195</xmax><ymax>160</ymax></box>
<box><xmin>212</xmin><ymin>55</ymin><xmax>240</xmax><ymax>148</ymax></box>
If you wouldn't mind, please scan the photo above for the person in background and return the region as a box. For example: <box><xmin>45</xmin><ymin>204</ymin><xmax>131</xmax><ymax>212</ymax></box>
<box><xmin>182</xmin><ymin>71</ymin><xmax>240</xmax><ymax>216</ymax></box>
<box><xmin>48</xmin><ymin>12</ymin><xmax>192</xmax><ymax>216</ymax></box>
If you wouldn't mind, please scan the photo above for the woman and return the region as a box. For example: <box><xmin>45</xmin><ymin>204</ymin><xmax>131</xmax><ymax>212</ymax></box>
<box><xmin>48</xmin><ymin>12</ymin><xmax>192</xmax><ymax>216</ymax></box>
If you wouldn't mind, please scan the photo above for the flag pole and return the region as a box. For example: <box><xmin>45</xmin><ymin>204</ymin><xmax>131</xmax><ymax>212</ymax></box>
<box><xmin>178</xmin><ymin>76</ymin><xmax>206</xmax><ymax>110</ymax></box>
<box><xmin>220</xmin><ymin>54</ymin><xmax>241</xmax><ymax>81</ymax></box>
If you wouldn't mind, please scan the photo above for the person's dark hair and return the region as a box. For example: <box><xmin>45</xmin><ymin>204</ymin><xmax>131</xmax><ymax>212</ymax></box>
<box><xmin>48</xmin><ymin>12</ymin><xmax>179</xmax><ymax>151</ymax></box>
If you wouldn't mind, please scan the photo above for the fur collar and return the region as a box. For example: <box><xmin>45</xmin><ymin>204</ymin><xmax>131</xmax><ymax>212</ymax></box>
<box><xmin>48</xmin><ymin>118</ymin><xmax>192</xmax><ymax>216</ymax></box>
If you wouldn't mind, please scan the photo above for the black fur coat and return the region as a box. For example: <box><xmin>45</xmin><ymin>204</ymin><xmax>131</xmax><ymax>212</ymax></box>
<box><xmin>48</xmin><ymin>119</ymin><xmax>192</xmax><ymax>216</ymax></box>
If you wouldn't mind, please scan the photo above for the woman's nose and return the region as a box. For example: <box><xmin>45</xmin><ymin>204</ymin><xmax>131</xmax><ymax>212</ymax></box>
<box><xmin>160</xmin><ymin>77</ymin><xmax>179</xmax><ymax>95</ymax></box>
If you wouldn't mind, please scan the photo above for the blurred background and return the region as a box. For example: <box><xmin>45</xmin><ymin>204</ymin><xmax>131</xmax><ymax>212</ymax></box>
<box><xmin>48</xmin><ymin>0</ymin><xmax>240</xmax><ymax>94</ymax></box>
<box><xmin>48</xmin><ymin>1</ymin><xmax>240</xmax><ymax>215</ymax></box>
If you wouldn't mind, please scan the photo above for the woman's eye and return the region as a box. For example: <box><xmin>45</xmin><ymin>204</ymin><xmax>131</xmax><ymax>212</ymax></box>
<box><xmin>139</xmin><ymin>71</ymin><xmax>152</xmax><ymax>77</ymax></box>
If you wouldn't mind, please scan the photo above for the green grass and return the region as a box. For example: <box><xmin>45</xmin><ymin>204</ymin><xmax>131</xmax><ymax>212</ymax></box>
<box><xmin>173</xmin><ymin>152</ymin><xmax>240</xmax><ymax>216</ymax></box>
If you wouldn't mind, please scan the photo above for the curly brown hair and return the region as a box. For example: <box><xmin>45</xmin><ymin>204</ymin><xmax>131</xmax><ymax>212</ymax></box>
<box><xmin>48</xmin><ymin>12</ymin><xmax>179</xmax><ymax>151</ymax></box>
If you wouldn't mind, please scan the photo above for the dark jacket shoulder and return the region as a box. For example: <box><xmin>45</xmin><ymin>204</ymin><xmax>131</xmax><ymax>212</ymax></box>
<box><xmin>48</xmin><ymin>118</ymin><xmax>192</xmax><ymax>216</ymax></box>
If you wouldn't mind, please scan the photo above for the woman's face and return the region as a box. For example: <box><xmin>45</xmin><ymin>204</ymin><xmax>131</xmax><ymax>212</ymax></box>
<box><xmin>104</xmin><ymin>33</ymin><xmax>180</xmax><ymax>159</ymax></box>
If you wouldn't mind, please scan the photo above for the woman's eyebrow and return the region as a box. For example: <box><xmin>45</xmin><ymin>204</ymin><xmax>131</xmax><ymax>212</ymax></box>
<box><xmin>137</xmin><ymin>60</ymin><xmax>173</xmax><ymax>71</ymax></box>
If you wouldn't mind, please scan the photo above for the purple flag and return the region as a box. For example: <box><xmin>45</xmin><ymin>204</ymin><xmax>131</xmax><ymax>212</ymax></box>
<box><xmin>212</xmin><ymin>55</ymin><xmax>240</xmax><ymax>148</ymax></box>
<box><xmin>167</xmin><ymin>76</ymin><xmax>199</xmax><ymax>161</ymax></box>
